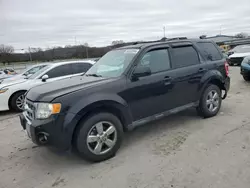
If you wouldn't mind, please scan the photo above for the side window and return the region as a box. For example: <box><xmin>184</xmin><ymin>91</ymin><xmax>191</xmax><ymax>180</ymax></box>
<box><xmin>139</xmin><ymin>49</ymin><xmax>171</xmax><ymax>74</ymax></box>
<box><xmin>45</xmin><ymin>64</ymin><xmax>73</xmax><ymax>79</ymax></box>
<box><xmin>196</xmin><ymin>42</ymin><xmax>222</xmax><ymax>61</ymax></box>
<box><xmin>72</xmin><ymin>63</ymin><xmax>92</xmax><ymax>74</ymax></box>
<box><xmin>171</xmin><ymin>46</ymin><xmax>200</xmax><ymax>69</ymax></box>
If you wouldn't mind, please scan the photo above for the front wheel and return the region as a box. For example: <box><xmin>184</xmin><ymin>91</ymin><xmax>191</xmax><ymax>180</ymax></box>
<box><xmin>75</xmin><ymin>112</ymin><xmax>124</xmax><ymax>162</ymax></box>
<box><xmin>243</xmin><ymin>75</ymin><xmax>250</xmax><ymax>81</ymax></box>
<box><xmin>197</xmin><ymin>85</ymin><xmax>222</xmax><ymax>118</ymax></box>
<box><xmin>10</xmin><ymin>91</ymin><xmax>26</xmax><ymax>112</ymax></box>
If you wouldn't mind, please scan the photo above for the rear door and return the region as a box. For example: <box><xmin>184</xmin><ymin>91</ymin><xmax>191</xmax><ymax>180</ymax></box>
<box><xmin>167</xmin><ymin>44</ymin><xmax>206</xmax><ymax>106</ymax></box>
<box><xmin>195</xmin><ymin>42</ymin><xmax>225</xmax><ymax>76</ymax></box>
<box><xmin>71</xmin><ymin>63</ymin><xmax>93</xmax><ymax>75</ymax></box>
<box><xmin>44</xmin><ymin>64</ymin><xmax>74</xmax><ymax>82</ymax></box>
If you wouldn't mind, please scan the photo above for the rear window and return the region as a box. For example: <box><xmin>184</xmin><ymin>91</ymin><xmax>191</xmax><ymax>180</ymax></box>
<box><xmin>196</xmin><ymin>42</ymin><xmax>222</xmax><ymax>61</ymax></box>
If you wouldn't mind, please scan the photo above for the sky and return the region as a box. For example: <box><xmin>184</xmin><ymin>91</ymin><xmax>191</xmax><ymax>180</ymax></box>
<box><xmin>1</xmin><ymin>0</ymin><xmax>250</xmax><ymax>52</ymax></box>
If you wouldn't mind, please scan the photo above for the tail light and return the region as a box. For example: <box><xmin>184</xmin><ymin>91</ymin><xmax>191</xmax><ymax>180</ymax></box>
<box><xmin>224</xmin><ymin>61</ymin><xmax>229</xmax><ymax>76</ymax></box>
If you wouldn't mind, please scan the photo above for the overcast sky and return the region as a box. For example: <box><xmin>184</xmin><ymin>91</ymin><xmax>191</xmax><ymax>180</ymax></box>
<box><xmin>1</xmin><ymin>0</ymin><xmax>250</xmax><ymax>51</ymax></box>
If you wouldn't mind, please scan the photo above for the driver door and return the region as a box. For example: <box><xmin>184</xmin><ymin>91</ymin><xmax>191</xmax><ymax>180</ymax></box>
<box><xmin>124</xmin><ymin>47</ymin><xmax>176</xmax><ymax>121</ymax></box>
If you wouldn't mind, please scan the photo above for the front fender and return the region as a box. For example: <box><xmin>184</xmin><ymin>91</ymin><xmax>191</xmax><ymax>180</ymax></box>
<box><xmin>59</xmin><ymin>93</ymin><xmax>132</xmax><ymax>149</ymax></box>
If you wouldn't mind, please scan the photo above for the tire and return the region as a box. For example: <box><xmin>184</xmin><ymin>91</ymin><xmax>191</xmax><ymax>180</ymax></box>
<box><xmin>75</xmin><ymin>112</ymin><xmax>124</xmax><ymax>162</ymax></box>
<box><xmin>243</xmin><ymin>75</ymin><xmax>250</xmax><ymax>81</ymax></box>
<box><xmin>10</xmin><ymin>91</ymin><xmax>26</xmax><ymax>112</ymax></box>
<box><xmin>197</xmin><ymin>84</ymin><xmax>222</xmax><ymax>118</ymax></box>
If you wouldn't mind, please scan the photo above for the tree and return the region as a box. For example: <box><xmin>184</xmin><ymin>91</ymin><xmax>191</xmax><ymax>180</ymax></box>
<box><xmin>0</xmin><ymin>44</ymin><xmax>14</xmax><ymax>63</ymax></box>
<box><xmin>0</xmin><ymin>44</ymin><xmax>14</xmax><ymax>54</ymax></box>
<box><xmin>111</xmin><ymin>40</ymin><xmax>124</xmax><ymax>45</ymax></box>
<box><xmin>235</xmin><ymin>32</ymin><xmax>248</xmax><ymax>38</ymax></box>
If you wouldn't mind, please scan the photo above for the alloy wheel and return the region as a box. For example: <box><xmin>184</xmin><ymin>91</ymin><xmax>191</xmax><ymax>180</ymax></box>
<box><xmin>16</xmin><ymin>94</ymin><xmax>25</xmax><ymax>110</ymax></box>
<box><xmin>206</xmin><ymin>90</ymin><xmax>219</xmax><ymax>112</ymax></box>
<box><xmin>86</xmin><ymin>121</ymin><xmax>117</xmax><ymax>155</ymax></box>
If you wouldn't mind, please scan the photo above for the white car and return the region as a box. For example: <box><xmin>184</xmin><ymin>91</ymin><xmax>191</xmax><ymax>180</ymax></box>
<box><xmin>228</xmin><ymin>45</ymin><xmax>250</xmax><ymax>66</ymax></box>
<box><xmin>0</xmin><ymin>61</ymin><xmax>94</xmax><ymax>112</ymax></box>
<box><xmin>0</xmin><ymin>71</ymin><xmax>11</xmax><ymax>80</ymax></box>
<box><xmin>0</xmin><ymin>63</ymin><xmax>50</xmax><ymax>84</ymax></box>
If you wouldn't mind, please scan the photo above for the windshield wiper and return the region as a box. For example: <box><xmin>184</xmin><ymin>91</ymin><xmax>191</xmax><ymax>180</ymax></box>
<box><xmin>85</xmin><ymin>74</ymin><xmax>102</xmax><ymax>77</ymax></box>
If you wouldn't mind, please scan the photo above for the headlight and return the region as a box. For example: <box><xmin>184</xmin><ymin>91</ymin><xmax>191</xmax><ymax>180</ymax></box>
<box><xmin>0</xmin><ymin>88</ymin><xmax>8</xmax><ymax>94</ymax></box>
<box><xmin>35</xmin><ymin>103</ymin><xmax>61</xmax><ymax>119</ymax></box>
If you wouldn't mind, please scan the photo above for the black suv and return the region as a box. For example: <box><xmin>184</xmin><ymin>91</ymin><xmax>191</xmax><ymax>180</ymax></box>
<box><xmin>20</xmin><ymin>39</ymin><xmax>230</xmax><ymax>162</ymax></box>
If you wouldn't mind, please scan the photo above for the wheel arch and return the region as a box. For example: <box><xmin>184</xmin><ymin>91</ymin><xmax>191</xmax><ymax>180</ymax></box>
<box><xmin>70</xmin><ymin>100</ymin><xmax>132</xmax><ymax>147</ymax></box>
<box><xmin>8</xmin><ymin>90</ymin><xmax>27</xmax><ymax>109</ymax></box>
<box><xmin>198</xmin><ymin>77</ymin><xmax>225</xmax><ymax>101</ymax></box>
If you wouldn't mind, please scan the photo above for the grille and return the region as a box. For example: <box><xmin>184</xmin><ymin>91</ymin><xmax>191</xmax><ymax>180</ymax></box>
<box><xmin>25</xmin><ymin>100</ymin><xmax>36</xmax><ymax>121</ymax></box>
<box><xmin>229</xmin><ymin>57</ymin><xmax>244</xmax><ymax>65</ymax></box>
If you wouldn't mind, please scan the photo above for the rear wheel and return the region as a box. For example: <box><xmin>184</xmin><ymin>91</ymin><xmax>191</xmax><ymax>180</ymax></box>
<box><xmin>75</xmin><ymin>112</ymin><xmax>124</xmax><ymax>162</ymax></box>
<box><xmin>197</xmin><ymin>84</ymin><xmax>222</xmax><ymax>118</ymax></box>
<box><xmin>10</xmin><ymin>91</ymin><xmax>26</xmax><ymax>112</ymax></box>
<box><xmin>243</xmin><ymin>75</ymin><xmax>250</xmax><ymax>81</ymax></box>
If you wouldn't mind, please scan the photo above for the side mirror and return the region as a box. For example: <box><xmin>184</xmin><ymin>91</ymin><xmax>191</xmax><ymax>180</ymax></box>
<box><xmin>132</xmin><ymin>66</ymin><xmax>151</xmax><ymax>79</ymax></box>
<box><xmin>41</xmin><ymin>74</ymin><xmax>49</xmax><ymax>82</ymax></box>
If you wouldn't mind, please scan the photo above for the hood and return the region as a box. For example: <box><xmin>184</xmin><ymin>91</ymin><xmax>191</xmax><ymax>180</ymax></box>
<box><xmin>0</xmin><ymin>74</ymin><xmax>12</xmax><ymax>80</ymax></box>
<box><xmin>229</xmin><ymin>52</ymin><xmax>250</xmax><ymax>58</ymax></box>
<box><xmin>26</xmin><ymin>75</ymin><xmax>115</xmax><ymax>102</ymax></box>
<box><xmin>0</xmin><ymin>74</ymin><xmax>25</xmax><ymax>83</ymax></box>
<box><xmin>0</xmin><ymin>78</ymin><xmax>27</xmax><ymax>88</ymax></box>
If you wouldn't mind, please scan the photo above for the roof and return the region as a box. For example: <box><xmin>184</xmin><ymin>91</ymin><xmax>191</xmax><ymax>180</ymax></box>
<box><xmin>49</xmin><ymin>60</ymin><xmax>96</xmax><ymax>67</ymax></box>
<box><xmin>117</xmin><ymin>38</ymin><xmax>213</xmax><ymax>50</ymax></box>
<box><xmin>205</xmin><ymin>35</ymin><xmax>238</xmax><ymax>43</ymax></box>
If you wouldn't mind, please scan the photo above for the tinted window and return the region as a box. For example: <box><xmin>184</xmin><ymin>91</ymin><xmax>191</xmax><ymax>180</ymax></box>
<box><xmin>171</xmin><ymin>46</ymin><xmax>200</xmax><ymax>68</ymax></box>
<box><xmin>72</xmin><ymin>63</ymin><xmax>92</xmax><ymax>74</ymax></box>
<box><xmin>196</xmin><ymin>42</ymin><xmax>222</xmax><ymax>61</ymax></box>
<box><xmin>46</xmin><ymin>64</ymin><xmax>73</xmax><ymax>79</ymax></box>
<box><xmin>139</xmin><ymin>49</ymin><xmax>170</xmax><ymax>73</ymax></box>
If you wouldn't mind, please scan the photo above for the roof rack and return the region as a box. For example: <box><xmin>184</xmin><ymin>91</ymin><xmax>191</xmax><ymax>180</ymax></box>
<box><xmin>132</xmin><ymin>37</ymin><xmax>188</xmax><ymax>45</ymax></box>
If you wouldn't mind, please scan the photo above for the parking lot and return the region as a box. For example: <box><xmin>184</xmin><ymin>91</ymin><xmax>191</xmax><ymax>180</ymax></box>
<box><xmin>0</xmin><ymin>66</ymin><xmax>250</xmax><ymax>188</ymax></box>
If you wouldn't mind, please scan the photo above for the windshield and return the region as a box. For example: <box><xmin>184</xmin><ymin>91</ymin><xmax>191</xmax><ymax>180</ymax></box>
<box><xmin>28</xmin><ymin>65</ymin><xmax>51</xmax><ymax>79</ymax></box>
<box><xmin>22</xmin><ymin>65</ymin><xmax>47</xmax><ymax>76</ymax></box>
<box><xmin>86</xmin><ymin>49</ymin><xmax>139</xmax><ymax>77</ymax></box>
<box><xmin>230</xmin><ymin>45</ymin><xmax>250</xmax><ymax>53</ymax></box>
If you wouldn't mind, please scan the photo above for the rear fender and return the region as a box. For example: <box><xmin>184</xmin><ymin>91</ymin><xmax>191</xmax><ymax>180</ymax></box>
<box><xmin>197</xmin><ymin>70</ymin><xmax>225</xmax><ymax>100</ymax></box>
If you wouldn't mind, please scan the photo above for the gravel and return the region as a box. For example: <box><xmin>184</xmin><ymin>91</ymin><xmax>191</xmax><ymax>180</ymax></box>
<box><xmin>1</xmin><ymin>67</ymin><xmax>250</xmax><ymax>188</ymax></box>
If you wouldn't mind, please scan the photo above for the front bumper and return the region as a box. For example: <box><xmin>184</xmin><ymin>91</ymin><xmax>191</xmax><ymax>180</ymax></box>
<box><xmin>19</xmin><ymin>112</ymin><xmax>72</xmax><ymax>150</ymax></box>
<box><xmin>241</xmin><ymin>63</ymin><xmax>250</xmax><ymax>76</ymax></box>
<box><xmin>0</xmin><ymin>90</ymin><xmax>11</xmax><ymax>111</ymax></box>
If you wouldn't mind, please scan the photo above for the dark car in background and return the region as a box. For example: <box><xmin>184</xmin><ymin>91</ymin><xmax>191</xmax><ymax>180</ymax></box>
<box><xmin>20</xmin><ymin>39</ymin><xmax>230</xmax><ymax>162</ymax></box>
<box><xmin>241</xmin><ymin>56</ymin><xmax>250</xmax><ymax>81</ymax></box>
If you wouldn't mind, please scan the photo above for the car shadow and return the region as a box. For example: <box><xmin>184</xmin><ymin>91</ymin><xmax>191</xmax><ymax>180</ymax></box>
<box><xmin>0</xmin><ymin>110</ymin><xmax>19</xmax><ymax>121</ymax></box>
<box><xmin>27</xmin><ymin>108</ymin><xmax>202</xmax><ymax>168</ymax></box>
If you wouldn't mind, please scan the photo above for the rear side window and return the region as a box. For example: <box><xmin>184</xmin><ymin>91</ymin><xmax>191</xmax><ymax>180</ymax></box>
<box><xmin>46</xmin><ymin>64</ymin><xmax>73</xmax><ymax>79</ymax></box>
<box><xmin>196</xmin><ymin>42</ymin><xmax>222</xmax><ymax>61</ymax></box>
<box><xmin>171</xmin><ymin>46</ymin><xmax>200</xmax><ymax>69</ymax></box>
<box><xmin>72</xmin><ymin>63</ymin><xmax>92</xmax><ymax>74</ymax></box>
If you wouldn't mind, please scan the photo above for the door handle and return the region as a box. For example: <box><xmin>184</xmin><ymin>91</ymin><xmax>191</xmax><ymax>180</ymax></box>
<box><xmin>198</xmin><ymin>68</ymin><xmax>207</xmax><ymax>73</ymax></box>
<box><xmin>163</xmin><ymin>76</ymin><xmax>172</xmax><ymax>81</ymax></box>
<box><xmin>163</xmin><ymin>76</ymin><xmax>172</xmax><ymax>85</ymax></box>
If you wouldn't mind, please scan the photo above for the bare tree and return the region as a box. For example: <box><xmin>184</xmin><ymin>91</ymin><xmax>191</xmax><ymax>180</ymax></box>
<box><xmin>235</xmin><ymin>32</ymin><xmax>248</xmax><ymax>38</ymax></box>
<box><xmin>112</xmin><ymin>40</ymin><xmax>124</xmax><ymax>45</ymax></box>
<box><xmin>0</xmin><ymin>44</ymin><xmax>14</xmax><ymax>54</ymax></box>
<box><xmin>0</xmin><ymin>44</ymin><xmax>14</xmax><ymax>64</ymax></box>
